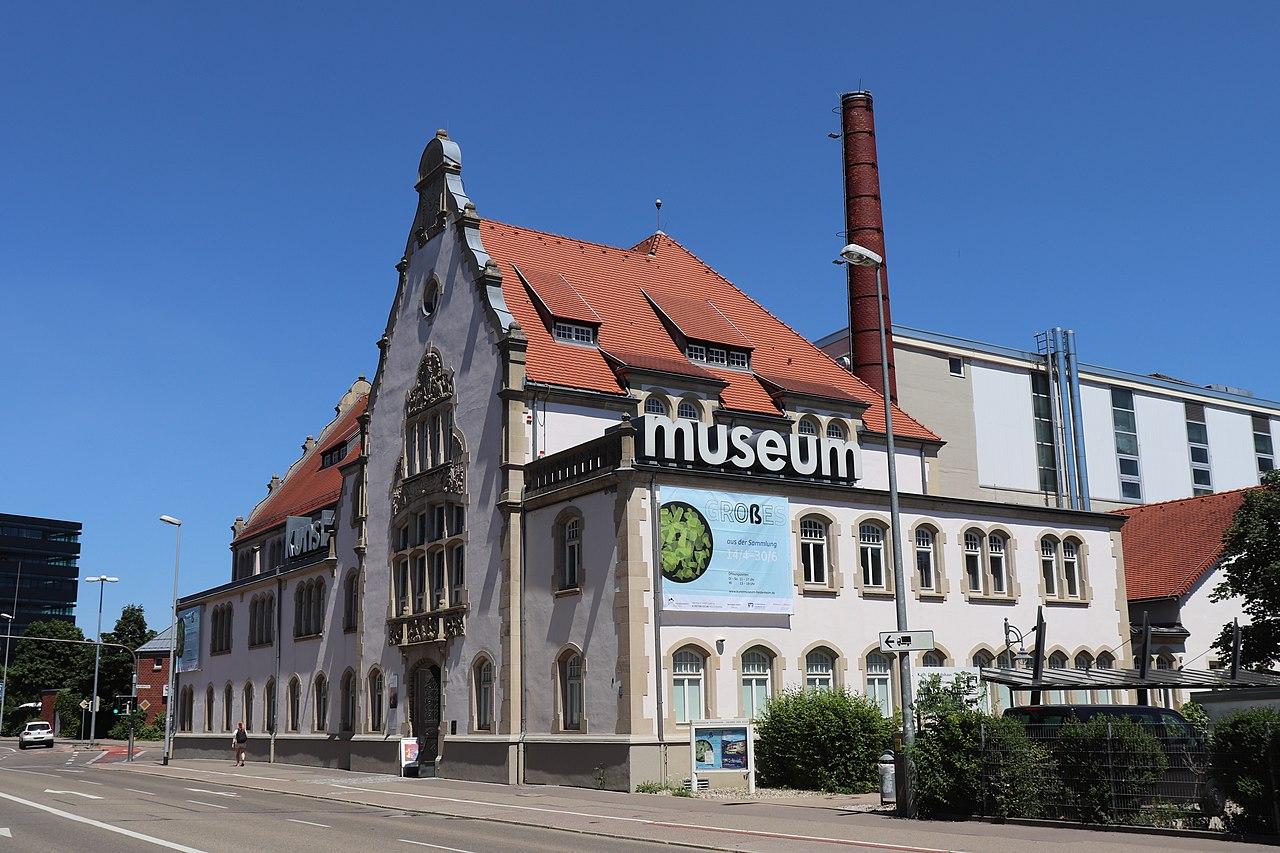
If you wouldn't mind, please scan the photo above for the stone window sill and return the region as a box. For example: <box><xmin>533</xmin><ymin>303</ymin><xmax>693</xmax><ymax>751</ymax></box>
<box><xmin>858</xmin><ymin>588</ymin><xmax>896</xmax><ymax>599</ymax></box>
<box><xmin>293</xmin><ymin>632</ymin><xmax>322</xmax><ymax>642</ymax></box>
<box><xmin>915</xmin><ymin>591</ymin><xmax>946</xmax><ymax>601</ymax></box>
<box><xmin>799</xmin><ymin>585</ymin><xmax>838</xmax><ymax>597</ymax></box>
<box><xmin>964</xmin><ymin>592</ymin><xmax>1017</xmax><ymax>604</ymax></box>
<box><xmin>1044</xmin><ymin>596</ymin><xmax>1090</xmax><ymax>607</ymax></box>
<box><xmin>554</xmin><ymin>587</ymin><xmax>582</xmax><ymax>598</ymax></box>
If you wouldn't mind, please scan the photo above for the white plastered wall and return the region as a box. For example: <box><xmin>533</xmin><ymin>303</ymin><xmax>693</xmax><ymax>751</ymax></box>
<box><xmin>1132</xmin><ymin>392</ymin><xmax>1193</xmax><ymax>502</ymax></box>
<box><xmin>970</xmin><ymin>362</ymin><xmax>1038</xmax><ymax>492</ymax></box>
<box><xmin>1205</xmin><ymin>406</ymin><xmax>1260</xmax><ymax>491</ymax></box>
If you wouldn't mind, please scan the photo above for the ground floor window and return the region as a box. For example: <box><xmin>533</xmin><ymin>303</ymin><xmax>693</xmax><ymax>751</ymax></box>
<box><xmin>315</xmin><ymin>674</ymin><xmax>329</xmax><ymax>732</ymax></box>
<box><xmin>672</xmin><ymin>647</ymin><xmax>705</xmax><ymax>723</ymax></box>
<box><xmin>866</xmin><ymin>653</ymin><xmax>892</xmax><ymax>717</ymax></box>
<box><xmin>559</xmin><ymin>651</ymin><xmax>584</xmax><ymax>731</ymax></box>
<box><xmin>474</xmin><ymin>658</ymin><xmax>493</xmax><ymax>731</ymax></box>
<box><xmin>806</xmin><ymin>648</ymin><xmax>835</xmax><ymax>691</ymax></box>
<box><xmin>741</xmin><ymin>647</ymin><xmax>771</xmax><ymax>718</ymax></box>
<box><xmin>369</xmin><ymin>669</ymin><xmax>384</xmax><ymax>733</ymax></box>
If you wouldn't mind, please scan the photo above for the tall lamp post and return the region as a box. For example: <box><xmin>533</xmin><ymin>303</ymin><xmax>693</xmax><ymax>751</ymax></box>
<box><xmin>160</xmin><ymin>515</ymin><xmax>182</xmax><ymax>765</ymax></box>
<box><xmin>0</xmin><ymin>612</ymin><xmax>13</xmax><ymax>734</ymax></box>
<box><xmin>85</xmin><ymin>575</ymin><xmax>120</xmax><ymax>745</ymax></box>
<box><xmin>841</xmin><ymin>243</ymin><xmax>916</xmax><ymax>751</ymax></box>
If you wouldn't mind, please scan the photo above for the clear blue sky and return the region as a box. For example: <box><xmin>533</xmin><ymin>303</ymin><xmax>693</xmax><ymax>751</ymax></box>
<box><xmin>2</xmin><ymin>4</ymin><xmax>1277</xmax><ymax>635</ymax></box>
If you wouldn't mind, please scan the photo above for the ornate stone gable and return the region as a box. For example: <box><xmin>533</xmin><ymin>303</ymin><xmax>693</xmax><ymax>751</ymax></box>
<box><xmin>390</xmin><ymin>462</ymin><xmax>467</xmax><ymax>517</ymax></box>
<box><xmin>406</xmin><ymin>349</ymin><xmax>454</xmax><ymax>418</ymax></box>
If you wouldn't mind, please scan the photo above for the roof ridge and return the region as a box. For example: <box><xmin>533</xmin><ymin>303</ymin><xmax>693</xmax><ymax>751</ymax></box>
<box><xmin>1112</xmin><ymin>485</ymin><xmax>1256</xmax><ymax>516</ymax></box>
<box><xmin>484</xmin><ymin>219</ymin><xmax>659</xmax><ymax>261</ymax></box>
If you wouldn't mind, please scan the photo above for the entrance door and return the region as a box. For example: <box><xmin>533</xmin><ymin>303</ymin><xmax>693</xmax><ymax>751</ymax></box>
<box><xmin>413</xmin><ymin>664</ymin><xmax>441</xmax><ymax>768</ymax></box>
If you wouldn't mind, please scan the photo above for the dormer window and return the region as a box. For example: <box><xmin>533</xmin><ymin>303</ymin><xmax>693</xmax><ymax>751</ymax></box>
<box><xmin>686</xmin><ymin>343</ymin><xmax>706</xmax><ymax>362</ymax></box>
<box><xmin>728</xmin><ymin>351</ymin><xmax>749</xmax><ymax>369</ymax></box>
<box><xmin>320</xmin><ymin>441</ymin><xmax>348</xmax><ymax>469</ymax></box>
<box><xmin>553</xmin><ymin>322</ymin><xmax>596</xmax><ymax>346</ymax></box>
<box><xmin>686</xmin><ymin>342</ymin><xmax>751</xmax><ymax>371</ymax></box>
<box><xmin>707</xmin><ymin>347</ymin><xmax>727</xmax><ymax>366</ymax></box>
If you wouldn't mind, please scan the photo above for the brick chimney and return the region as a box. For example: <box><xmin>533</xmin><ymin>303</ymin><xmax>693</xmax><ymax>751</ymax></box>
<box><xmin>841</xmin><ymin>90</ymin><xmax>897</xmax><ymax>402</ymax></box>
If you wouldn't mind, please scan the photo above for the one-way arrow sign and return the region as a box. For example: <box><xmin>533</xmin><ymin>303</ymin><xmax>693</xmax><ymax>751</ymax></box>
<box><xmin>879</xmin><ymin>630</ymin><xmax>935</xmax><ymax>653</ymax></box>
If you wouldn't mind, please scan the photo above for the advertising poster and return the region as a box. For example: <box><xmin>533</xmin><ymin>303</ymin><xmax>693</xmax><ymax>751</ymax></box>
<box><xmin>693</xmin><ymin>726</ymin><xmax>749</xmax><ymax>771</ymax></box>
<box><xmin>400</xmin><ymin>737</ymin><xmax>420</xmax><ymax>775</ymax></box>
<box><xmin>659</xmin><ymin>486</ymin><xmax>793</xmax><ymax>613</ymax></box>
<box><xmin>175</xmin><ymin>606</ymin><xmax>202</xmax><ymax>673</ymax></box>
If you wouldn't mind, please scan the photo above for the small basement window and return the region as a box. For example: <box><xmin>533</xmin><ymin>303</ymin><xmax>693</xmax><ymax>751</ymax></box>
<box><xmin>553</xmin><ymin>322</ymin><xmax>596</xmax><ymax>346</ymax></box>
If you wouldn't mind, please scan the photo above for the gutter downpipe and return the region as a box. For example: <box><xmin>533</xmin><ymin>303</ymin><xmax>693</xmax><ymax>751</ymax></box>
<box><xmin>1052</xmin><ymin>328</ymin><xmax>1079</xmax><ymax>510</ymax></box>
<box><xmin>1065</xmin><ymin>329</ymin><xmax>1091</xmax><ymax>510</ymax></box>
<box><xmin>517</xmin><ymin>382</ymin><xmax>542</xmax><ymax>784</ymax></box>
<box><xmin>648</xmin><ymin>474</ymin><xmax>666</xmax><ymax>780</ymax></box>
<box><xmin>271</xmin><ymin>566</ymin><xmax>282</xmax><ymax>764</ymax></box>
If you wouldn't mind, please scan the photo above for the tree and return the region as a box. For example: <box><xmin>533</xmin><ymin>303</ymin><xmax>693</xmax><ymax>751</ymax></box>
<box><xmin>5</xmin><ymin>620</ymin><xmax>93</xmax><ymax>706</ymax></box>
<box><xmin>1211</xmin><ymin>470</ymin><xmax>1280</xmax><ymax>668</ymax></box>
<box><xmin>98</xmin><ymin>604</ymin><xmax>155</xmax><ymax>705</ymax></box>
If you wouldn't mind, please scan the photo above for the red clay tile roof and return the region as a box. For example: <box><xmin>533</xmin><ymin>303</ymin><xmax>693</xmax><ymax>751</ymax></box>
<box><xmin>234</xmin><ymin>394</ymin><xmax>367</xmax><ymax>543</ymax></box>
<box><xmin>514</xmin><ymin>263</ymin><xmax>602</xmax><ymax>325</ymax></box>
<box><xmin>1113</xmin><ymin>488</ymin><xmax>1250</xmax><ymax>601</ymax></box>
<box><xmin>482</xmin><ymin>222</ymin><xmax>938</xmax><ymax>440</ymax></box>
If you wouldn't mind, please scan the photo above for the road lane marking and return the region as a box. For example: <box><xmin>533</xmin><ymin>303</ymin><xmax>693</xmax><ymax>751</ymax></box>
<box><xmin>398</xmin><ymin>841</ymin><xmax>476</xmax><ymax>853</ymax></box>
<box><xmin>186</xmin><ymin>800</ymin><xmax>228</xmax><ymax>809</ymax></box>
<box><xmin>43</xmin><ymin>789</ymin><xmax>103</xmax><ymax>800</ymax></box>
<box><xmin>0</xmin><ymin>790</ymin><xmax>205</xmax><ymax>851</ymax></box>
<box><xmin>0</xmin><ymin>766</ymin><xmax>61</xmax><ymax>778</ymax></box>
<box><xmin>184</xmin><ymin>788</ymin><xmax>239</xmax><ymax>798</ymax></box>
<box><xmin>55</xmin><ymin>768</ymin><xmax>85</xmax><ymax>773</ymax></box>
<box><xmin>126</xmin><ymin>788</ymin><xmax>156</xmax><ymax>796</ymax></box>
<box><xmin>86</xmin><ymin>750</ymin><xmax>109</xmax><ymax>765</ymax></box>
<box><xmin>333</xmin><ymin>784</ymin><xmax>965</xmax><ymax>853</ymax></box>
<box><xmin>287</xmin><ymin>819</ymin><xmax>331</xmax><ymax>828</ymax></box>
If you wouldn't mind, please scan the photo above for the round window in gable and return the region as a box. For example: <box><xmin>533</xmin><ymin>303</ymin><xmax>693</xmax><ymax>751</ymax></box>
<box><xmin>422</xmin><ymin>277</ymin><xmax>442</xmax><ymax>318</ymax></box>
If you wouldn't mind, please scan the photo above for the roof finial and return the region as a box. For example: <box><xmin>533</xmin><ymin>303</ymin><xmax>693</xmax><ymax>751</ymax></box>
<box><xmin>655</xmin><ymin>198</ymin><xmax>663</xmax><ymax>236</ymax></box>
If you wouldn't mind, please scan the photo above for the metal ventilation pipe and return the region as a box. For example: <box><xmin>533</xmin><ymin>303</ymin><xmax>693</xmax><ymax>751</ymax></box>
<box><xmin>1051</xmin><ymin>328</ymin><xmax>1079</xmax><ymax>509</ymax></box>
<box><xmin>1065</xmin><ymin>329</ymin><xmax>1091</xmax><ymax>510</ymax></box>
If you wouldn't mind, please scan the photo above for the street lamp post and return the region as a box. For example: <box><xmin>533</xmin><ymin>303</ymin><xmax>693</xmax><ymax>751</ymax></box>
<box><xmin>0</xmin><ymin>612</ymin><xmax>13</xmax><ymax>733</ymax></box>
<box><xmin>85</xmin><ymin>575</ymin><xmax>120</xmax><ymax>745</ymax></box>
<box><xmin>841</xmin><ymin>243</ymin><xmax>916</xmax><ymax>754</ymax></box>
<box><xmin>160</xmin><ymin>515</ymin><xmax>182</xmax><ymax>765</ymax></box>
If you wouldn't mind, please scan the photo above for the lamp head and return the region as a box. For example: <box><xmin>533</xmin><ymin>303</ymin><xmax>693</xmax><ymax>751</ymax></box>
<box><xmin>1</xmin><ymin>613</ymin><xmax>11</xmax><ymax>620</ymax></box>
<box><xmin>840</xmin><ymin>243</ymin><xmax>883</xmax><ymax>268</ymax></box>
<box><xmin>159</xmin><ymin>515</ymin><xmax>182</xmax><ymax>527</ymax></box>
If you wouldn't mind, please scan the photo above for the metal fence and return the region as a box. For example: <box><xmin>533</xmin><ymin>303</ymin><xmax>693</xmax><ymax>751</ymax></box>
<box><xmin>976</xmin><ymin>720</ymin><xmax>1251</xmax><ymax>831</ymax></box>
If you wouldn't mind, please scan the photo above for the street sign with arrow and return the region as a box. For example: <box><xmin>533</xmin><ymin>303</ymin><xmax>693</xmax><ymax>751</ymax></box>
<box><xmin>879</xmin><ymin>630</ymin><xmax>935</xmax><ymax>653</ymax></box>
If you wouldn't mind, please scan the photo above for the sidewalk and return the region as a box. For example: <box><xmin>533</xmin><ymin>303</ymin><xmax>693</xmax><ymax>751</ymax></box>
<box><xmin>99</xmin><ymin>758</ymin><xmax>1272</xmax><ymax>852</ymax></box>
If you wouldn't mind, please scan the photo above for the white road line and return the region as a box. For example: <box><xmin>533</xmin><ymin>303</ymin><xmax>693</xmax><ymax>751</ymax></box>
<box><xmin>333</xmin><ymin>785</ymin><xmax>965</xmax><ymax>853</ymax></box>
<box><xmin>44</xmin><ymin>789</ymin><xmax>103</xmax><ymax>800</ymax></box>
<box><xmin>0</xmin><ymin>790</ymin><xmax>205</xmax><ymax>852</ymax></box>
<box><xmin>286</xmin><ymin>819</ymin><xmax>332</xmax><ymax>828</ymax></box>
<box><xmin>398</xmin><ymin>841</ymin><xmax>476</xmax><ymax>853</ymax></box>
<box><xmin>0</xmin><ymin>746</ymin><xmax>17</xmax><ymax>752</ymax></box>
<box><xmin>184</xmin><ymin>788</ymin><xmax>239</xmax><ymax>798</ymax></box>
<box><xmin>55</xmin><ymin>768</ymin><xmax>85</xmax><ymax>773</ymax></box>
<box><xmin>0</xmin><ymin>766</ymin><xmax>61</xmax><ymax>778</ymax></box>
<box><xmin>185</xmin><ymin>800</ymin><xmax>228</xmax><ymax>810</ymax></box>
<box><xmin>86</xmin><ymin>750</ymin><xmax>109</xmax><ymax>765</ymax></box>
<box><xmin>126</xmin><ymin>788</ymin><xmax>156</xmax><ymax>796</ymax></box>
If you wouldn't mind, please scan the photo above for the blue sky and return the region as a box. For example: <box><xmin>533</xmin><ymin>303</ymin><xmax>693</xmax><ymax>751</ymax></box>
<box><xmin>2</xmin><ymin>3</ymin><xmax>1277</xmax><ymax>634</ymax></box>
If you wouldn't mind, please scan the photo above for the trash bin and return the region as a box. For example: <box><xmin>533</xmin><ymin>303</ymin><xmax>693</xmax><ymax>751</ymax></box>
<box><xmin>878</xmin><ymin>751</ymin><xmax>896</xmax><ymax>804</ymax></box>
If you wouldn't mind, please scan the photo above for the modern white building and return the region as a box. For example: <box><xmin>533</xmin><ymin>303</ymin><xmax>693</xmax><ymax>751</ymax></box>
<box><xmin>168</xmin><ymin>127</ymin><xmax>1134</xmax><ymax>787</ymax></box>
<box><xmin>817</xmin><ymin>324</ymin><xmax>1278</xmax><ymax>513</ymax></box>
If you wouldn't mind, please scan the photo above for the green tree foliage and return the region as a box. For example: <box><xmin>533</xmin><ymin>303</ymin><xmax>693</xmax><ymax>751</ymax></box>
<box><xmin>755</xmin><ymin>688</ymin><xmax>895</xmax><ymax>793</ymax></box>
<box><xmin>5</xmin><ymin>620</ymin><xmax>92</xmax><ymax>706</ymax></box>
<box><xmin>98</xmin><ymin>604</ymin><xmax>155</xmax><ymax>706</ymax></box>
<box><xmin>1209</xmin><ymin>707</ymin><xmax>1280</xmax><ymax>834</ymax></box>
<box><xmin>1211</xmin><ymin>470</ymin><xmax>1280</xmax><ymax>668</ymax></box>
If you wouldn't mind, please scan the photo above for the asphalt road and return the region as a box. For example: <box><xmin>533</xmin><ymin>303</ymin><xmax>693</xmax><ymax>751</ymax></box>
<box><xmin>0</xmin><ymin>743</ymin><xmax>700</xmax><ymax>852</ymax></box>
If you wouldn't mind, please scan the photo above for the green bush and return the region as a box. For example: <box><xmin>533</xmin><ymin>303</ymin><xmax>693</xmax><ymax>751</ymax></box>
<box><xmin>53</xmin><ymin>690</ymin><xmax>81</xmax><ymax>739</ymax></box>
<box><xmin>107</xmin><ymin>708</ymin><xmax>165</xmax><ymax>741</ymax></box>
<box><xmin>756</xmin><ymin>688</ymin><xmax>894</xmax><ymax>793</ymax></box>
<box><xmin>1050</xmin><ymin>716</ymin><xmax>1167</xmax><ymax>824</ymax></box>
<box><xmin>1209</xmin><ymin>708</ymin><xmax>1280</xmax><ymax>834</ymax></box>
<box><xmin>911</xmin><ymin>675</ymin><xmax>1050</xmax><ymax>819</ymax></box>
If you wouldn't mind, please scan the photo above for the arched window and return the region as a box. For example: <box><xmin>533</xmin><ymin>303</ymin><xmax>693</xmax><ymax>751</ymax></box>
<box><xmin>1156</xmin><ymin>652</ymin><xmax>1176</xmax><ymax>707</ymax></box>
<box><xmin>644</xmin><ymin>395</ymin><xmax>668</xmax><ymax>416</ymax></box>
<box><xmin>558</xmin><ymin>651</ymin><xmax>584</xmax><ymax>731</ymax></box>
<box><xmin>972</xmin><ymin>651</ymin><xmax>1008</xmax><ymax>712</ymax></box>
<box><xmin>826</xmin><ymin>420</ymin><xmax>847</xmax><ymax>441</ymax></box>
<box><xmin>677</xmin><ymin>398</ymin><xmax>700</xmax><ymax>421</ymax></box>
<box><xmin>865</xmin><ymin>653</ymin><xmax>892</xmax><ymax>716</ymax></box>
<box><xmin>287</xmin><ymin>678</ymin><xmax>301</xmax><ymax>732</ymax></box>
<box><xmin>741</xmin><ymin>647</ymin><xmax>772</xmax><ymax>718</ymax></box>
<box><xmin>343</xmin><ymin>572</ymin><xmax>359</xmax><ymax>631</ymax></box>
<box><xmin>672</xmin><ymin>647</ymin><xmax>705</xmax><ymax>723</ymax></box>
<box><xmin>265</xmin><ymin>677</ymin><xmax>277</xmax><ymax>734</ymax></box>
<box><xmin>556</xmin><ymin>514</ymin><xmax>582</xmax><ymax>591</ymax></box>
<box><xmin>1041</xmin><ymin>537</ymin><xmax>1059</xmax><ymax>597</ymax></box>
<box><xmin>314</xmin><ymin>674</ymin><xmax>329</xmax><ymax>732</ymax></box>
<box><xmin>340</xmin><ymin>671</ymin><xmax>356</xmax><ymax>732</ymax></box>
<box><xmin>1047</xmin><ymin>652</ymin><xmax>1068</xmax><ymax>705</ymax></box>
<box><xmin>243</xmin><ymin>682</ymin><xmax>254</xmax><ymax>732</ymax></box>
<box><xmin>205</xmin><ymin>685</ymin><xmax>214</xmax><ymax>732</ymax></box>
<box><xmin>799</xmin><ymin>517</ymin><xmax>829</xmax><ymax>586</ymax></box>
<box><xmin>223</xmin><ymin>683</ymin><xmax>233</xmax><ymax>732</ymax></box>
<box><xmin>451</xmin><ymin>544</ymin><xmax>465</xmax><ymax>606</ymax></box>
<box><xmin>1063</xmin><ymin>539</ymin><xmax>1082</xmax><ymax>599</ymax></box>
<box><xmin>964</xmin><ymin>530</ymin><xmax>983</xmax><ymax>592</ymax></box>
<box><xmin>294</xmin><ymin>579</ymin><xmax>325</xmax><ymax>637</ymax></box>
<box><xmin>368</xmin><ymin>669</ymin><xmax>384</xmax><ymax>733</ymax></box>
<box><xmin>922</xmin><ymin>651</ymin><xmax>945</xmax><ymax>667</ymax></box>
<box><xmin>914</xmin><ymin>527</ymin><xmax>936</xmax><ymax>591</ymax></box>
<box><xmin>179</xmin><ymin>686</ymin><xmax>194</xmax><ymax>732</ymax></box>
<box><xmin>988</xmin><ymin>533</ymin><xmax>1007</xmax><ymax>594</ymax></box>
<box><xmin>859</xmin><ymin>523</ymin><xmax>886</xmax><ymax>589</ymax></box>
<box><xmin>474</xmin><ymin>658</ymin><xmax>494</xmax><ymax>732</ymax></box>
<box><xmin>1074</xmin><ymin>651</ymin><xmax>1094</xmax><ymax>704</ymax></box>
<box><xmin>806</xmin><ymin>648</ymin><xmax>836</xmax><ymax>691</ymax></box>
<box><xmin>1095</xmin><ymin>652</ymin><xmax>1115</xmax><ymax>704</ymax></box>
<box><xmin>797</xmin><ymin>417</ymin><xmax>818</xmax><ymax>437</ymax></box>
<box><xmin>429</xmin><ymin>550</ymin><xmax>446</xmax><ymax>609</ymax></box>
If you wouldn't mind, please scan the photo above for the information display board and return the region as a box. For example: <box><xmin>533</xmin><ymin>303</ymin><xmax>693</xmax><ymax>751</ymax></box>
<box><xmin>689</xmin><ymin>719</ymin><xmax>755</xmax><ymax>793</ymax></box>
<box><xmin>400</xmin><ymin>737</ymin><xmax>420</xmax><ymax>777</ymax></box>
<box><xmin>175</xmin><ymin>606</ymin><xmax>202</xmax><ymax>674</ymax></box>
<box><xmin>658</xmin><ymin>486</ymin><xmax>793</xmax><ymax>614</ymax></box>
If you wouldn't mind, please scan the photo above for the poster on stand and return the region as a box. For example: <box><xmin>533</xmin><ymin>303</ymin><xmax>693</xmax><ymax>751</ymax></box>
<box><xmin>658</xmin><ymin>486</ymin><xmax>792</xmax><ymax>614</ymax></box>
<box><xmin>175</xmin><ymin>606</ymin><xmax>202</xmax><ymax>673</ymax></box>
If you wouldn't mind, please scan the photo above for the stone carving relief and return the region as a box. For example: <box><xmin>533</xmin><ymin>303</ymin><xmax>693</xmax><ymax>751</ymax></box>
<box><xmin>406</xmin><ymin>349</ymin><xmax>454</xmax><ymax>418</ymax></box>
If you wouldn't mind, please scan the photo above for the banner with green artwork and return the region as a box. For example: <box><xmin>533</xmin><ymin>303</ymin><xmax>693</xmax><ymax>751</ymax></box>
<box><xmin>658</xmin><ymin>486</ymin><xmax>793</xmax><ymax>614</ymax></box>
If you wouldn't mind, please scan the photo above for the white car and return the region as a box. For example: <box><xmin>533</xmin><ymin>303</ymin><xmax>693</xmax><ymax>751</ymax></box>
<box><xmin>18</xmin><ymin>721</ymin><xmax>54</xmax><ymax>749</ymax></box>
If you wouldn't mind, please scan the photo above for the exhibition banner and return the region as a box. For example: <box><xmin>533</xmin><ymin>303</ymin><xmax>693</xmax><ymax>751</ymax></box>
<box><xmin>658</xmin><ymin>486</ymin><xmax>793</xmax><ymax>614</ymax></box>
<box><xmin>175</xmin><ymin>606</ymin><xmax>202</xmax><ymax>673</ymax></box>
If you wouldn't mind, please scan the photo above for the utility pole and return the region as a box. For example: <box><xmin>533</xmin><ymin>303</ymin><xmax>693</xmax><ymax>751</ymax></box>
<box><xmin>85</xmin><ymin>575</ymin><xmax>119</xmax><ymax>745</ymax></box>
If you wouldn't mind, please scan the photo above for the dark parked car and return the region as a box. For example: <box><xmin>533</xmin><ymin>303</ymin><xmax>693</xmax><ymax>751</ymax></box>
<box><xmin>1003</xmin><ymin>704</ymin><xmax>1196</xmax><ymax>741</ymax></box>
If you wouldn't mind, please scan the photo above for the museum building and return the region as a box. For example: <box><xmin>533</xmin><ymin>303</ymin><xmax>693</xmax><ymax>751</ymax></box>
<box><xmin>171</xmin><ymin>109</ymin><xmax>1134</xmax><ymax>788</ymax></box>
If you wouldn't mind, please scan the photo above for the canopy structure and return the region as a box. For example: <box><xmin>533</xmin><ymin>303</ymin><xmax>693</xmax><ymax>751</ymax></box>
<box><xmin>978</xmin><ymin>665</ymin><xmax>1280</xmax><ymax>691</ymax></box>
